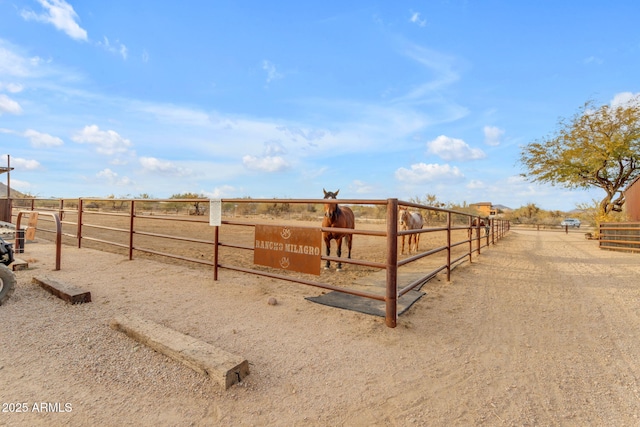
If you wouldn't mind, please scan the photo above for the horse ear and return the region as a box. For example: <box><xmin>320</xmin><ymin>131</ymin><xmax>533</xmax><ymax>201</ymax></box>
<box><xmin>334</xmin><ymin>189</ymin><xmax>340</xmax><ymax>197</ymax></box>
<box><xmin>323</xmin><ymin>189</ymin><xmax>328</xmax><ymax>197</ymax></box>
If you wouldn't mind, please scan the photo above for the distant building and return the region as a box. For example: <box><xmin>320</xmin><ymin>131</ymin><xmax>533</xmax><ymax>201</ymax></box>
<box><xmin>624</xmin><ymin>176</ymin><xmax>640</xmax><ymax>221</ymax></box>
<box><xmin>470</xmin><ymin>202</ymin><xmax>497</xmax><ymax>217</ymax></box>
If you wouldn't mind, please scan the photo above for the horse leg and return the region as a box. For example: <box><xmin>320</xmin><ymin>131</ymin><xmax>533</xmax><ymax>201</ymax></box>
<box><xmin>324</xmin><ymin>237</ymin><xmax>331</xmax><ymax>270</ymax></box>
<box><xmin>401</xmin><ymin>235</ymin><xmax>406</xmax><ymax>255</ymax></box>
<box><xmin>336</xmin><ymin>236</ymin><xmax>343</xmax><ymax>270</ymax></box>
<box><xmin>415</xmin><ymin>232</ymin><xmax>420</xmax><ymax>253</ymax></box>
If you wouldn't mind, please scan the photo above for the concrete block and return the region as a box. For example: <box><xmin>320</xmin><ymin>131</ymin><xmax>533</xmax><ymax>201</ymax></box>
<box><xmin>32</xmin><ymin>276</ymin><xmax>92</xmax><ymax>304</ymax></box>
<box><xmin>110</xmin><ymin>315</ymin><xmax>249</xmax><ymax>390</ymax></box>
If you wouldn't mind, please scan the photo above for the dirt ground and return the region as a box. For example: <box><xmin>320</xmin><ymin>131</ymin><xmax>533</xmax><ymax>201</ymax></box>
<box><xmin>1</xmin><ymin>227</ymin><xmax>640</xmax><ymax>426</ymax></box>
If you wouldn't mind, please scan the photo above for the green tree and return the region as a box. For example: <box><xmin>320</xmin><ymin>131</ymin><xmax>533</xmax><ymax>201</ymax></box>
<box><xmin>520</xmin><ymin>96</ymin><xmax>640</xmax><ymax>218</ymax></box>
<box><xmin>170</xmin><ymin>192</ymin><xmax>206</xmax><ymax>215</ymax></box>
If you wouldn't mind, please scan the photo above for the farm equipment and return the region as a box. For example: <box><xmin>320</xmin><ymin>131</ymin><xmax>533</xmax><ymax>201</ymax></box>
<box><xmin>0</xmin><ymin>236</ymin><xmax>16</xmax><ymax>305</ymax></box>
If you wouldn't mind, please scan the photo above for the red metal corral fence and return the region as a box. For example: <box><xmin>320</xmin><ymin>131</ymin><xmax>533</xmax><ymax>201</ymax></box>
<box><xmin>10</xmin><ymin>197</ymin><xmax>510</xmax><ymax>328</ymax></box>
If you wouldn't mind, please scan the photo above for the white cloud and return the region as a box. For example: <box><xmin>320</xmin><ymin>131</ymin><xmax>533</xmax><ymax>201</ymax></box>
<box><xmin>24</xmin><ymin>129</ymin><xmax>64</xmax><ymax>147</ymax></box>
<box><xmin>203</xmin><ymin>185</ymin><xmax>236</xmax><ymax>199</ymax></box>
<box><xmin>611</xmin><ymin>92</ymin><xmax>640</xmax><ymax>109</ymax></box>
<box><xmin>242</xmin><ymin>139</ymin><xmax>291</xmax><ymax>172</ymax></box>
<box><xmin>466</xmin><ymin>179</ymin><xmax>485</xmax><ymax>189</ymax></box>
<box><xmin>96</xmin><ymin>168</ymin><xmax>132</xmax><ymax>186</ymax></box>
<box><xmin>6</xmin><ymin>178</ymin><xmax>32</xmax><ymax>192</ymax></box>
<box><xmin>97</xmin><ymin>36</ymin><xmax>128</xmax><ymax>60</ymax></box>
<box><xmin>409</xmin><ymin>11</ymin><xmax>427</xmax><ymax>27</ymax></box>
<box><xmin>483</xmin><ymin>126</ymin><xmax>504</xmax><ymax>146</ymax></box>
<box><xmin>0</xmin><ymin>82</ymin><xmax>24</xmax><ymax>93</ymax></box>
<box><xmin>0</xmin><ymin>42</ymin><xmax>31</xmax><ymax>77</ymax></box>
<box><xmin>395</xmin><ymin>162</ymin><xmax>464</xmax><ymax>183</ymax></box>
<box><xmin>72</xmin><ymin>125</ymin><xmax>133</xmax><ymax>156</ymax></box>
<box><xmin>21</xmin><ymin>0</ymin><xmax>88</xmax><ymax>41</ymax></box>
<box><xmin>0</xmin><ymin>94</ymin><xmax>22</xmax><ymax>115</ymax></box>
<box><xmin>9</xmin><ymin>156</ymin><xmax>41</xmax><ymax>171</ymax></box>
<box><xmin>242</xmin><ymin>155</ymin><xmax>289</xmax><ymax>172</ymax></box>
<box><xmin>350</xmin><ymin>180</ymin><xmax>374</xmax><ymax>194</ymax></box>
<box><xmin>262</xmin><ymin>60</ymin><xmax>283</xmax><ymax>83</ymax></box>
<box><xmin>139</xmin><ymin>157</ymin><xmax>191</xmax><ymax>177</ymax></box>
<box><xmin>427</xmin><ymin>135</ymin><xmax>486</xmax><ymax>161</ymax></box>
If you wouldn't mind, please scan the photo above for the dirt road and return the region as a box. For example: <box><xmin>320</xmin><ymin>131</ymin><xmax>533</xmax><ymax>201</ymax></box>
<box><xmin>1</xmin><ymin>228</ymin><xmax>639</xmax><ymax>426</ymax></box>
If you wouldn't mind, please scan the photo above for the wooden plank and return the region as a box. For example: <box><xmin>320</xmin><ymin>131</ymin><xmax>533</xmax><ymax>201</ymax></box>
<box><xmin>32</xmin><ymin>276</ymin><xmax>92</xmax><ymax>304</ymax></box>
<box><xmin>110</xmin><ymin>315</ymin><xmax>249</xmax><ymax>390</ymax></box>
<box><xmin>11</xmin><ymin>258</ymin><xmax>29</xmax><ymax>271</ymax></box>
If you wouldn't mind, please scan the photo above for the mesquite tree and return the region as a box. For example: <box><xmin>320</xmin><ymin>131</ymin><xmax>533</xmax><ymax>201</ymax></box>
<box><xmin>520</xmin><ymin>95</ymin><xmax>640</xmax><ymax>216</ymax></box>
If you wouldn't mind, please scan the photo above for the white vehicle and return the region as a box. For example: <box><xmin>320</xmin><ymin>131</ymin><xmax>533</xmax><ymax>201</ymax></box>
<box><xmin>560</xmin><ymin>218</ymin><xmax>581</xmax><ymax>228</ymax></box>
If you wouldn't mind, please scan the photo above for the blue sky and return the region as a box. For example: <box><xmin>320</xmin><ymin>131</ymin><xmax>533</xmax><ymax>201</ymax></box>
<box><xmin>1</xmin><ymin>0</ymin><xmax>639</xmax><ymax>211</ymax></box>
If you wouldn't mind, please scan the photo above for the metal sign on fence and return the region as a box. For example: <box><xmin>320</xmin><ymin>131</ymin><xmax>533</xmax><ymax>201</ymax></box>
<box><xmin>254</xmin><ymin>225</ymin><xmax>322</xmax><ymax>275</ymax></box>
<box><xmin>209</xmin><ymin>199</ymin><xmax>221</xmax><ymax>226</ymax></box>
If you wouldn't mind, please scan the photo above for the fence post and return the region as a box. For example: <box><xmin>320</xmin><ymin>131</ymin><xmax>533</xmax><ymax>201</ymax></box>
<box><xmin>129</xmin><ymin>200</ymin><xmax>135</xmax><ymax>260</ymax></box>
<box><xmin>446</xmin><ymin>211</ymin><xmax>452</xmax><ymax>281</ymax></box>
<box><xmin>77</xmin><ymin>198</ymin><xmax>83</xmax><ymax>249</ymax></box>
<box><xmin>385</xmin><ymin>198</ymin><xmax>398</xmax><ymax>328</ymax></box>
<box><xmin>213</xmin><ymin>225</ymin><xmax>219</xmax><ymax>281</ymax></box>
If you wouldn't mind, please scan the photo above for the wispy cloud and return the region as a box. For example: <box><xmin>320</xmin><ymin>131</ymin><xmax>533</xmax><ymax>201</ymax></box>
<box><xmin>427</xmin><ymin>135</ymin><xmax>486</xmax><ymax>161</ymax></box>
<box><xmin>483</xmin><ymin>126</ymin><xmax>504</xmax><ymax>146</ymax></box>
<box><xmin>97</xmin><ymin>36</ymin><xmax>128</xmax><ymax>60</ymax></box>
<box><xmin>262</xmin><ymin>60</ymin><xmax>283</xmax><ymax>83</ymax></box>
<box><xmin>583</xmin><ymin>56</ymin><xmax>603</xmax><ymax>65</ymax></box>
<box><xmin>21</xmin><ymin>0</ymin><xmax>88</xmax><ymax>41</ymax></box>
<box><xmin>0</xmin><ymin>82</ymin><xmax>24</xmax><ymax>93</ymax></box>
<box><xmin>409</xmin><ymin>11</ymin><xmax>427</xmax><ymax>27</ymax></box>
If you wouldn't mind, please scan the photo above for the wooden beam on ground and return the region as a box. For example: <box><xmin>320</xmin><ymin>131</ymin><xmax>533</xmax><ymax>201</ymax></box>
<box><xmin>11</xmin><ymin>258</ymin><xmax>28</xmax><ymax>271</ymax></box>
<box><xmin>32</xmin><ymin>276</ymin><xmax>92</xmax><ymax>304</ymax></box>
<box><xmin>110</xmin><ymin>315</ymin><xmax>249</xmax><ymax>390</ymax></box>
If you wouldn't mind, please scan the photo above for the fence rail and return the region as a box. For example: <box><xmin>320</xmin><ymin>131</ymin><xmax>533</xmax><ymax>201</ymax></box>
<box><xmin>600</xmin><ymin>222</ymin><xmax>640</xmax><ymax>252</ymax></box>
<box><xmin>10</xmin><ymin>197</ymin><xmax>509</xmax><ymax>328</ymax></box>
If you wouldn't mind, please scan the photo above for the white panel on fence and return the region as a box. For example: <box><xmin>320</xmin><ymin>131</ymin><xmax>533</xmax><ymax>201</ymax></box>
<box><xmin>209</xmin><ymin>199</ymin><xmax>222</xmax><ymax>226</ymax></box>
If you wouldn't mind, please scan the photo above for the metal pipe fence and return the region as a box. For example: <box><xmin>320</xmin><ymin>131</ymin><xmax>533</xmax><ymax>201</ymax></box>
<box><xmin>599</xmin><ymin>222</ymin><xmax>640</xmax><ymax>252</ymax></box>
<box><xmin>10</xmin><ymin>197</ymin><xmax>509</xmax><ymax>328</ymax></box>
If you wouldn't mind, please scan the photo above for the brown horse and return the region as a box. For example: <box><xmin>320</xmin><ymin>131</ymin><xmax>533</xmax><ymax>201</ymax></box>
<box><xmin>399</xmin><ymin>207</ymin><xmax>424</xmax><ymax>254</ymax></box>
<box><xmin>322</xmin><ymin>189</ymin><xmax>355</xmax><ymax>270</ymax></box>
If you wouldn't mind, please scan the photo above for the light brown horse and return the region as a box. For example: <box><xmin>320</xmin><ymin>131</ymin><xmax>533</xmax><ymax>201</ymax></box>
<box><xmin>322</xmin><ymin>189</ymin><xmax>355</xmax><ymax>270</ymax></box>
<box><xmin>399</xmin><ymin>207</ymin><xmax>424</xmax><ymax>254</ymax></box>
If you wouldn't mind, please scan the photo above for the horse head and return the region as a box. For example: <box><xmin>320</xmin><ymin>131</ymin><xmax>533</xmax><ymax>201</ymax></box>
<box><xmin>323</xmin><ymin>189</ymin><xmax>340</xmax><ymax>219</ymax></box>
<box><xmin>399</xmin><ymin>207</ymin><xmax>410</xmax><ymax>227</ymax></box>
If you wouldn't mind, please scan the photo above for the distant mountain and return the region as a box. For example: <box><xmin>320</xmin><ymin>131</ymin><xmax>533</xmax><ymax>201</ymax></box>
<box><xmin>493</xmin><ymin>204</ymin><xmax>512</xmax><ymax>211</ymax></box>
<box><xmin>0</xmin><ymin>182</ymin><xmax>25</xmax><ymax>198</ymax></box>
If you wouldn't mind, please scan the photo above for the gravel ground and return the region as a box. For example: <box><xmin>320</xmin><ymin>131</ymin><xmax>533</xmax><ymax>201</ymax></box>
<box><xmin>1</xmin><ymin>229</ymin><xmax>640</xmax><ymax>426</ymax></box>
